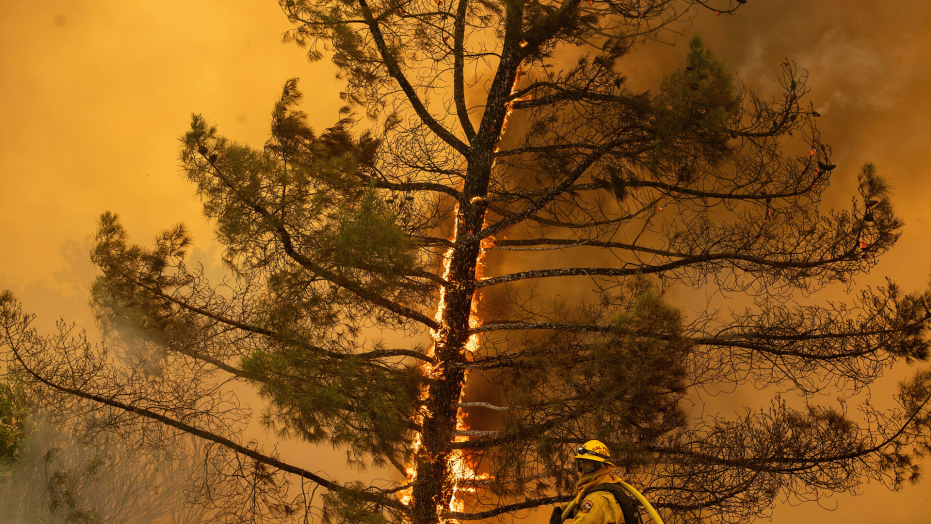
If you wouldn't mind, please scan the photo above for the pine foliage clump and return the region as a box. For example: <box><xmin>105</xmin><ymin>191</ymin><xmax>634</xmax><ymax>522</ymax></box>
<box><xmin>654</xmin><ymin>35</ymin><xmax>740</xmax><ymax>167</ymax></box>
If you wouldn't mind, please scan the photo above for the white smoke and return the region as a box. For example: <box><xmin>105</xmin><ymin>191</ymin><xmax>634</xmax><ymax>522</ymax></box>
<box><xmin>0</xmin><ymin>414</ymin><xmax>213</xmax><ymax>524</ymax></box>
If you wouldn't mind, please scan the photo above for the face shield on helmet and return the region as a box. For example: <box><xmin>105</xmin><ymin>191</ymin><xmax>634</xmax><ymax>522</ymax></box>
<box><xmin>576</xmin><ymin>459</ymin><xmax>602</xmax><ymax>474</ymax></box>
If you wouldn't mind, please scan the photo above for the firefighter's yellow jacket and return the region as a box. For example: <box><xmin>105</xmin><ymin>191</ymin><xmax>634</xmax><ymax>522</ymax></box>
<box><xmin>559</xmin><ymin>469</ymin><xmax>626</xmax><ymax>524</ymax></box>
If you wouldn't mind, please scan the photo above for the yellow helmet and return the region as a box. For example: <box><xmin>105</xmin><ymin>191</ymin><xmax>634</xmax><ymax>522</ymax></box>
<box><xmin>574</xmin><ymin>440</ymin><xmax>614</xmax><ymax>466</ymax></box>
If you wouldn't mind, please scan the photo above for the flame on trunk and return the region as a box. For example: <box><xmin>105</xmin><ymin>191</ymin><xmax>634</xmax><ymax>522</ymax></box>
<box><xmin>448</xmin><ymin>226</ymin><xmax>495</xmax><ymax>516</ymax></box>
<box><xmin>399</xmin><ymin>67</ymin><xmax>526</xmax><ymax>522</ymax></box>
<box><xmin>397</xmin><ymin>222</ymin><xmax>455</xmax><ymax>509</ymax></box>
<box><xmin>397</xmin><ymin>212</ymin><xmax>492</xmax><ymax>517</ymax></box>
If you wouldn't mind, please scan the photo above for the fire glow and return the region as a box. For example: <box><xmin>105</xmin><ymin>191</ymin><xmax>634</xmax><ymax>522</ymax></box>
<box><xmin>449</xmin><ymin>225</ymin><xmax>495</xmax><ymax>517</ymax></box>
<box><xmin>397</xmin><ymin>212</ymin><xmax>493</xmax><ymax>520</ymax></box>
<box><xmin>398</xmin><ymin>65</ymin><xmax>525</xmax><ymax>522</ymax></box>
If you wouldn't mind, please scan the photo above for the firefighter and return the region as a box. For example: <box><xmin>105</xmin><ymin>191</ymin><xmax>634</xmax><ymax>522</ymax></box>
<box><xmin>549</xmin><ymin>440</ymin><xmax>638</xmax><ymax>524</ymax></box>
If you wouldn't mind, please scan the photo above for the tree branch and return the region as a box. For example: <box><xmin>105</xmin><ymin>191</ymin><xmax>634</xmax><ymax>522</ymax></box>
<box><xmin>356</xmin><ymin>0</ymin><xmax>469</xmax><ymax>155</ymax></box>
<box><xmin>3</xmin><ymin>328</ymin><xmax>404</xmax><ymax>511</ymax></box>
<box><xmin>476</xmin><ymin>136</ymin><xmax>647</xmax><ymax>240</ymax></box>
<box><xmin>128</xmin><ymin>276</ymin><xmax>437</xmax><ymax>364</ymax></box>
<box><xmin>646</xmin><ymin>391</ymin><xmax>931</xmax><ymax>472</ymax></box>
<box><xmin>357</xmin><ymin>169</ymin><xmax>461</xmax><ymax>198</ymax></box>
<box><xmin>474</xmin><ymin>251</ymin><xmax>861</xmax><ymax>289</ymax></box>
<box><xmin>445</xmin><ymin>495</ymin><xmax>571</xmax><ymax>520</ymax></box>
<box><xmin>453</xmin><ymin>0</ymin><xmax>475</xmax><ymax>142</ymax></box>
<box><xmin>207</xmin><ymin>161</ymin><xmax>441</xmax><ymax>330</ymax></box>
<box><xmin>469</xmin><ymin>321</ymin><xmax>608</xmax><ymax>335</ymax></box>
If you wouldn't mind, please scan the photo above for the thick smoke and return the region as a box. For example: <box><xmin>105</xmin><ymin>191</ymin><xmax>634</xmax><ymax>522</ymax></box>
<box><xmin>0</xmin><ymin>414</ymin><xmax>212</xmax><ymax>524</ymax></box>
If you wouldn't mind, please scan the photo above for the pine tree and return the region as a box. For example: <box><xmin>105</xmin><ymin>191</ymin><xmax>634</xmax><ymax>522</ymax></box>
<box><xmin>4</xmin><ymin>1</ymin><xmax>931</xmax><ymax>524</ymax></box>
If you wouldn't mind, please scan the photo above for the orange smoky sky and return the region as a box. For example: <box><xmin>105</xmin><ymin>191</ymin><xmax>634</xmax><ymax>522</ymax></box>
<box><xmin>1</xmin><ymin>1</ymin><xmax>930</xmax><ymax>523</ymax></box>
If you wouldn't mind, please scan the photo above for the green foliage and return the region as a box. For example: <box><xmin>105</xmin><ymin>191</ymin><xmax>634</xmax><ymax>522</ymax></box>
<box><xmin>497</xmin><ymin>279</ymin><xmax>691</xmax><ymax>487</ymax></box>
<box><xmin>857</xmin><ymin>162</ymin><xmax>904</xmax><ymax>243</ymax></box>
<box><xmin>579</xmin><ymin>281</ymin><xmax>691</xmax><ymax>453</ymax></box>
<box><xmin>321</xmin><ymin>483</ymin><xmax>392</xmax><ymax>524</ymax></box>
<box><xmin>90</xmin><ymin>79</ymin><xmax>424</xmax><ymax>364</ymax></box>
<box><xmin>43</xmin><ymin>448</ymin><xmax>102</xmax><ymax>524</ymax></box>
<box><xmin>176</xmin><ymin>80</ymin><xmax>420</xmax><ymax>305</ymax></box>
<box><xmin>328</xmin><ymin>185</ymin><xmax>419</xmax><ymax>290</ymax></box>
<box><xmin>653</xmin><ymin>35</ymin><xmax>740</xmax><ymax>172</ymax></box>
<box><xmin>896</xmin><ymin>370</ymin><xmax>931</xmax><ymax>484</ymax></box>
<box><xmin>89</xmin><ymin>213</ymin><xmax>195</xmax><ymax>370</ymax></box>
<box><xmin>241</xmin><ymin>345</ymin><xmax>424</xmax><ymax>470</ymax></box>
<box><xmin>0</xmin><ymin>372</ymin><xmax>30</xmax><ymax>469</ymax></box>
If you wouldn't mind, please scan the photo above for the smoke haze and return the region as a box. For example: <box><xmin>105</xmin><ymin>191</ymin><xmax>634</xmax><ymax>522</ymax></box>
<box><xmin>2</xmin><ymin>0</ymin><xmax>931</xmax><ymax>522</ymax></box>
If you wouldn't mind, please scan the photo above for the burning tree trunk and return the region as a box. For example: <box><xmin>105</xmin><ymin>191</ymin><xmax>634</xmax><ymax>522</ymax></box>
<box><xmin>410</xmin><ymin>122</ymin><xmax>507</xmax><ymax>524</ymax></box>
<box><xmin>409</xmin><ymin>250</ymin><xmax>475</xmax><ymax>523</ymax></box>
